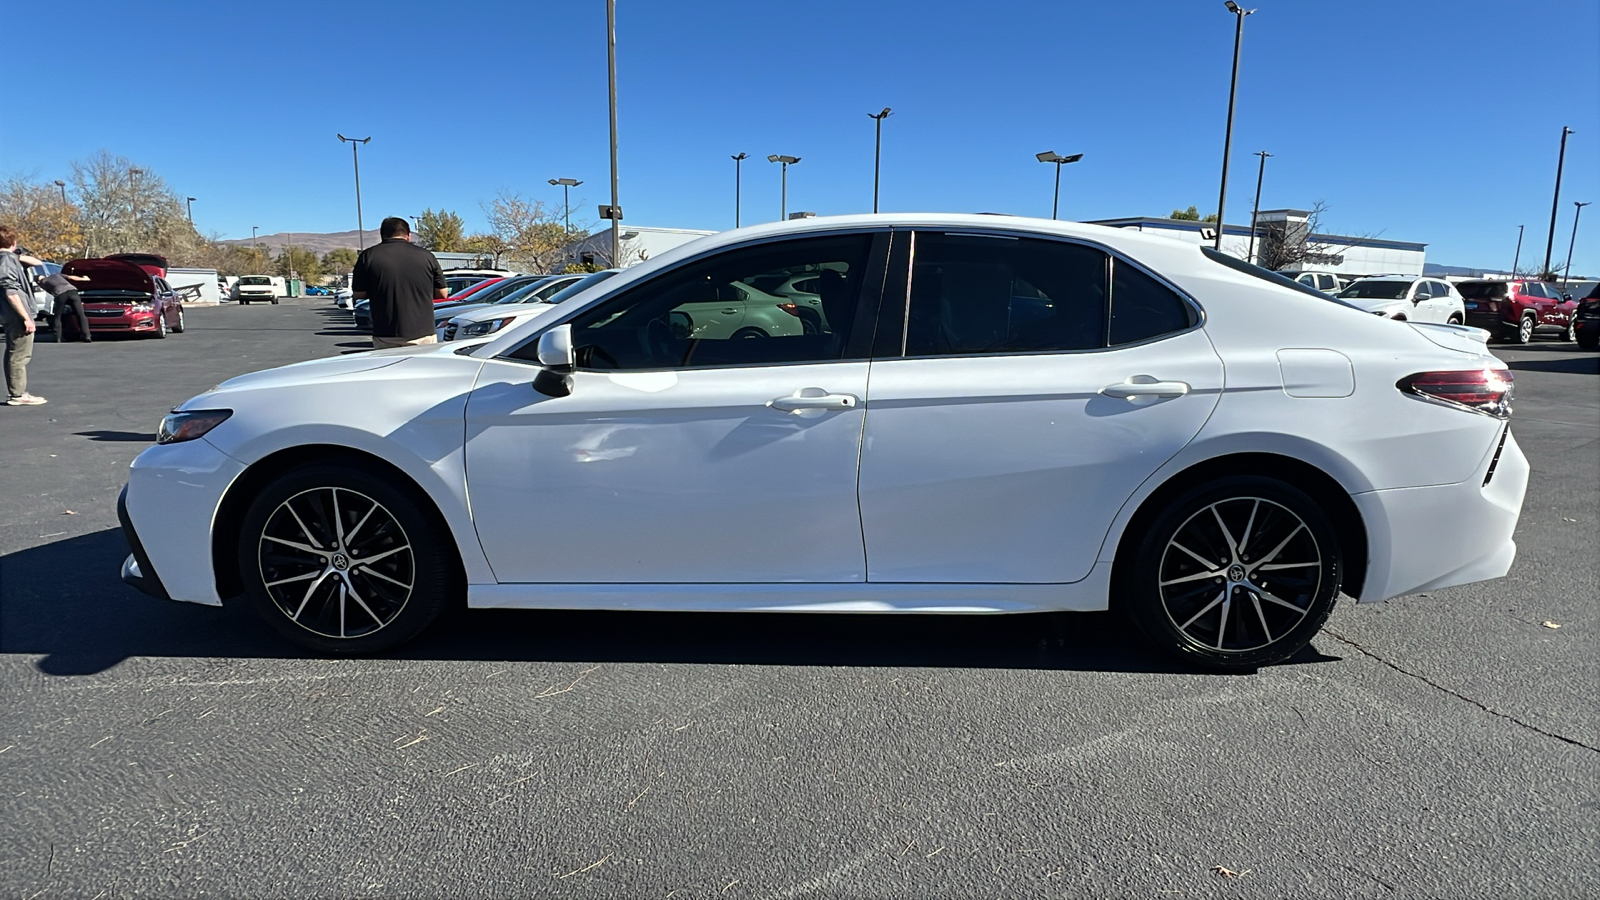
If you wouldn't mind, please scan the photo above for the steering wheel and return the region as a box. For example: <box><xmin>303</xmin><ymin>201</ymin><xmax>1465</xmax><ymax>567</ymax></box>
<box><xmin>581</xmin><ymin>343</ymin><xmax>620</xmax><ymax>369</ymax></box>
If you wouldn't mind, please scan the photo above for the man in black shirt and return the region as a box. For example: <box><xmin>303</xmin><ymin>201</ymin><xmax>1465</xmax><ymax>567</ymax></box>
<box><xmin>32</xmin><ymin>267</ymin><xmax>92</xmax><ymax>343</ymax></box>
<box><xmin>351</xmin><ymin>217</ymin><xmax>447</xmax><ymax>349</ymax></box>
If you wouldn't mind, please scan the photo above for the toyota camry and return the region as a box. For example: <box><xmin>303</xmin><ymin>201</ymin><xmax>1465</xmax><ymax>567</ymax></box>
<box><xmin>118</xmin><ymin>214</ymin><xmax>1527</xmax><ymax>669</ymax></box>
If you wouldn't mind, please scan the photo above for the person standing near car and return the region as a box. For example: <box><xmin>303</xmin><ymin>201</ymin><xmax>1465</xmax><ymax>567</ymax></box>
<box><xmin>0</xmin><ymin>226</ymin><xmax>46</xmax><ymax>406</ymax></box>
<box><xmin>19</xmin><ymin>257</ymin><xmax>92</xmax><ymax>343</ymax></box>
<box><xmin>351</xmin><ymin>217</ymin><xmax>447</xmax><ymax>350</ymax></box>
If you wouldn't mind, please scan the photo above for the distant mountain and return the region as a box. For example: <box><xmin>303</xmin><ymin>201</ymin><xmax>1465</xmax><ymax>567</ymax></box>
<box><xmin>220</xmin><ymin>230</ymin><xmax>367</xmax><ymax>254</ymax></box>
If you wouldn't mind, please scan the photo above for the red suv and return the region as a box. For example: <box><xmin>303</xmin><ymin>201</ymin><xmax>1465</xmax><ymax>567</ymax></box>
<box><xmin>62</xmin><ymin>258</ymin><xmax>187</xmax><ymax>339</ymax></box>
<box><xmin>1458</xmin><ymin>279</ymin><xmax>1577</xmax><ymax>344</ymax></box>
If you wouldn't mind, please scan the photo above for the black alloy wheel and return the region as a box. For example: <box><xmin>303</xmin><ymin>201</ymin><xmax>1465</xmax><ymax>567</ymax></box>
<box><xmin>237</xmin><ymin>464</ymin><xmax>459</xmax><ymax>653</ymax></box>
<box><xmin>1122</xmin><ymin>476</ymin><xmax>1342</xmax><ymax>670</ymax></box>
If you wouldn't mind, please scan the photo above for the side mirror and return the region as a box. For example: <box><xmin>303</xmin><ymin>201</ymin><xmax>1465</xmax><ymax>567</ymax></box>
<box><xmin>532</xmin><ymin>324</ymin><xmax>574</xmax><ymax>397</ymax></box>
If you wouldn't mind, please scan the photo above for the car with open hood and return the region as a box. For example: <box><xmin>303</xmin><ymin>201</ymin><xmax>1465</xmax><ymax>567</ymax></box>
<box><xmin>63</xmin><ymin>257</ymin><xmax>186</xmax><ymax>338</ymax></box>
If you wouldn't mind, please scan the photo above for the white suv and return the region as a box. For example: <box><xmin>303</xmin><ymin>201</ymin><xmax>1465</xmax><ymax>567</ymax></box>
<box><xmin>1336</xmin><ymin>276</ymin><xmax>1465</xmax><ymax>324</ymax></box>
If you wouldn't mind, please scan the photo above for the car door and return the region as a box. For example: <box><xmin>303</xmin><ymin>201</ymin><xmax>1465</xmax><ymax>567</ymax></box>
<box><xmin>856</xmin><ymin>230</ymin><xmax>1223</xmax><ymax>584</ymax></box>
<box><xmin>463</xmin><ymin>230</ymin><xmax>889</xmax><ymax>584</ymax></box>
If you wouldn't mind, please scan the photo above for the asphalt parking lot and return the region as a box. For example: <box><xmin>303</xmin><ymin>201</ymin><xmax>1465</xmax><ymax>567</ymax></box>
<box><xmin>1</xmin><ymin>298</ymin><xmax>1596</xmax><ymax>899</ymax></box>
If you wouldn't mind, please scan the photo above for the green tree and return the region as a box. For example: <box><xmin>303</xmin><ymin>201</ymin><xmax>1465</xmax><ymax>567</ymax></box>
<box><xmin>276</xmin><ymin>246</ymin><xmax>323</xmax><ymax>283</ymax></box>
<box><xmin>1169</xmin><ymin>206</ymin><xmax>1220</xmax><ymax>223</ymax></box>
<box><xmin>415</xmin><ymin>208</ymin><xmax>467</xmax><ymax>252</ymax></box>
<box><xmin>322</xmin><ymin>247</ymin><xmax>358</xmax><ymax>279</ymax></box>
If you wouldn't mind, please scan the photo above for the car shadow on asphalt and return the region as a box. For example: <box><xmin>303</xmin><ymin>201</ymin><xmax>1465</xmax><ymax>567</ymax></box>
<box><xmin>2</xmin><ymin>529</ymin><xmax>1341</xmax><ymax>677</ymax></box>
<box><xmin>1504</xmin><ymin>355</ymin><xmax>1600</xmax><ymax>375</ymax></box>
<box><xmin>75</xmin><ymin>430</ymin><xmax>158</xmax><ymax>442</ymax></box>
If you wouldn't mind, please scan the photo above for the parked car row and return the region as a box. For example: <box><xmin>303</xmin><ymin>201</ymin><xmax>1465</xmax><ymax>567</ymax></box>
<box><xmin>1290</xmin><ymin>271</ymin><xmax>1585</xmax><ymax>345</ymax></box>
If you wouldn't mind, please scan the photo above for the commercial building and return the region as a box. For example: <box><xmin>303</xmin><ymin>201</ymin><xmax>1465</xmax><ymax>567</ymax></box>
<box><xmin>563</xmin><ymin>225</ymin><xmax>716</xmax><ymax>269</ymax></box>
<box><xmin>1088</xmin><ymin>209</ymin><xmax>1428</xmax><ymax>277</ymax></box>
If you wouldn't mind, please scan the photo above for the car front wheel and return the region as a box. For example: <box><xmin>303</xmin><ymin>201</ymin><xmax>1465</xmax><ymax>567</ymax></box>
<box><xmin>236</xmin><ymin>464</ymin><xmax>459</xmax><ymax>654</ymax></box>
<box><xmin>172</xmin><ymin>307</ymin><xmax>186</xmax><ymax>334</ymax></box>
<box><xmin>1122</xmin><ymin>475</ymin><xmax>1342</xmax><ymax>670</ymax></box>
<box><xmin>1515</xmin><ymin>313</ymin><xmax>1536</xmax><ymax>344</ymax></box>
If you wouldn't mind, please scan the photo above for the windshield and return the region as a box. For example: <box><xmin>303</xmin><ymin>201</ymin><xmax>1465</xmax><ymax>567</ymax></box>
<box><xmin>464</xmin><ymin>276</ymin><xmax>542</xmax><ymax>305</ymax></box>
<box><xmin>545</xmin><ymin>270</ymin><xmax>620</xmax><ymax>304</ymax></box>
<box><xmin>1457</xmin><ymin>282</ymin><xmax>1508</xmax><ymax>300</ymax></box>
<box><xmin>1338</xmin><ymin>280</ymin><xmax>1411</xmax><ymax>300</ymax></box>
<box><xmin>240</xmin><ymin>276</ymin><xmax>272</xmax><ymax>286</ymax></box>
<box><xmin>1199</xmin><ymin>247</ymin><xmax>1364</xmax><ymax>310</ymax></box>
<box><xmin>491</xmin><ymin>276</ymin><xmax>564</xmax><ymax>305</ymax></box>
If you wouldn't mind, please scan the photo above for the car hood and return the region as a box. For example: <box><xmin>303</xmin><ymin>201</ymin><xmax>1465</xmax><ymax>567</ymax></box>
<box><xmin>437</xmin><ymin>302</ymin><xmax>495</xmax><ymax>322</ymax></box>
<box><xmin>451</xmin><ymin>302</ymin><xmax>557</xmax><ymax>324</ymax></box>
<box><xmin>62</xmin><ymin>258</ymin><xmax>157</xmax><ymax>294</ymax></box>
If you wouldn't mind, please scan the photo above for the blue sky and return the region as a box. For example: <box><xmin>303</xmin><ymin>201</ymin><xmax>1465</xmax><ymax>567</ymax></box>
<box><xmin>5</xmin><ymin>0</ymin><xmax>1597</xmax><ymax>273</ymax></box>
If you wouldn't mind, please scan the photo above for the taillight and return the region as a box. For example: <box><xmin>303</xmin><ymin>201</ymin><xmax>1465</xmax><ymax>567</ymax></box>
<box><xmin>776</xmin><ymin>302</ymin><xmax>802</xmax><ymax>317</ymax></box>
<box><xmin>1397</xmin><ymin>368</ymin><xmax>1513</xmax><ymax>419</ymax></box>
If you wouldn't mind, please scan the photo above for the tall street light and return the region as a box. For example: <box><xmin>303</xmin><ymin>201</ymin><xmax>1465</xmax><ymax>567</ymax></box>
<box><xmin>186</xmin><ymin>197</ymin><xmax>197</xmax><ymax>223</ymax></box>
<box><xmin>336</xmin><ymin>134</ymin><xmax>372</xmax><ymax>249</ymax></box>
<box><xmin>1512</xmin><ymin>224</ymin><xmax>1525</xmax><ymax>275</ymax></box>
<box><xmin>1246</xmin><ymin>150</ymin><xmax>1272</xmax><ymax>264</ymax></box>
<box><xmin>1035</xmin><ymin>151</ymin><xmax>1083</xmax><ymax>220</ymax></box>
<box><xmin>605</xmin><ymin>0</ymin><xmax>622</xmax><ymax>267</ymax></box>
<box><xmin>1543</xmin><ymin>126</ymin><xmax>1574</xmax><ymax>278</ymax></box>
<box><xmin>869</xmin><ymin>107</ymin><xmax>892</xmax><ymax>213</ymax></box>
<box><xmin>768</xmin><ymin>155</ymin><xmax>801</xmax><ymax>220</ymax></box>
<box><xmin>1213</xmin><ymin>1</ymin><xmax>1255</xmax><ymax>250</ymax></box>
<box><xmin>53</xmin><ymin>180</ymin><xmax>67</xmax><ymax>204</ymax></box>
<box><xmin>731</xmin><ymin>153</ymin><xmax>748</xmax><ymax>227</ymax></box>
<box><xmin>1563</xmin><ymin>201</ymin><xmax>1590</xmax><ymax>292</ymax></box>
<box><xmin>549</xmin><ymin>178</ymin><xmax>583</xmax><ymax>234</ymax></box>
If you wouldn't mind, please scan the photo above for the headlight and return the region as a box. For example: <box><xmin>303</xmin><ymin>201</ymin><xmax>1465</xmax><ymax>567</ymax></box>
<box><xmin>461</xmin><ymin>317</ymin><xmax>514</xmax><ymax>337</ymax></box>
<box><xmin>157</xmin><ymin>409</ymin><xmax>233</xmax><ymax>444</ymax></box>
<box><xmin>131</xmin><ymin>302</ymin><xmax>154</xmax><ymax>312</ymax></box>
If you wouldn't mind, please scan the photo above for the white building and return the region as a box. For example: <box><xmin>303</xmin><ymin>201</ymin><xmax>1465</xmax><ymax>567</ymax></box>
<box><xmin>1088</xmin><ymin>209</ymin><xmax>1427</xmax><ymax>277</ymax></box>
<box><xmin>563</xmin><ymin>225</ymin><xmax>716</xmax><ymax>269</ymax></box>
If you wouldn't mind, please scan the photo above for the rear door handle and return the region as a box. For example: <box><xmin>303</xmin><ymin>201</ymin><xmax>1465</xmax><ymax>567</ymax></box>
<box><xmin>768</xmin><ymin>392</ymin><xmax>859</xmax><ymax>412</ymax></box>
<box><xmin>1101</xmin><ymin>378</ymin><xmax>1191</xmax><ymax>400</ymax></box>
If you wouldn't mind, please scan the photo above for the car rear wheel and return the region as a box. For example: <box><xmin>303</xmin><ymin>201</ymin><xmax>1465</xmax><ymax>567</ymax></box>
<box><xmin>236</xmin><ymin>464</ymin><xmax>459</xmax><ymax>654</ymax></box>
<box><xmin>1515</xmin><ymin>313</ymin><xmax>1536</xmax><ymax>344</ymax></box>
<box><xmin>1121</xmin><ymin>476</ymin><xmax>1342</xmax><ymax>671</ymax></box>
<box><xmin>1564</xmin><ymin>320</ymin><xmax>1576</xmax><ymax>343</ymax></box>
<box><xmin>1447</xmin><ymin>314</ymin><xmax>1463</xmax><ymax>325</ymax></box>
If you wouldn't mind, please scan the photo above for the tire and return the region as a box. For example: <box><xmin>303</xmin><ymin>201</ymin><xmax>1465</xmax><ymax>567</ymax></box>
<box><xmin>271</xmin><ymin>298</ymin><xmax>279</xmax><ymax>305</ymax></box>
<box><xmin>1563</xmin><ymin>320</ymin><xmax>1576</xmax><ymax>343</ymax></box>
<box><xmin>241</xmin><ymin>300</ymin><xmax>249</xmax><ymax>306</ymax></box>
<box><xmin>1120</xmin><ymin>475</ymin><xmax>1342</xmax><ymax>671</ymax></box>
<box><xmin>1578</xmin><ymin>329</ymin><xmax>1599</xmax><ymax>351</ymax></box>
<box><xmin>1515</xmin><ymin>313</ymin><xmax>1535</xmax><ymax>345</ymax></box>
<box><xmin>172</xmin><ymin>307</ymin><xmax>186</xmax><ymax>334</ymax></box>
<box><xmin>236</xmin><ymin>464</ymin><xmax>460</xmax><ymax>654</ymax></box>
<box><xmin>733</xmin><ymin>327</ymin><xmax>769</xmax><ymax>339</ymax></box>
<box><xmin>151</xmin><ymin>312</ymin><xmax>168</xmax><ymax>339</ymax></box>
<box><xmin>1447</xmin><ymin>315</ymin><xmax>1463</xmax><ymax>326</ymax></box>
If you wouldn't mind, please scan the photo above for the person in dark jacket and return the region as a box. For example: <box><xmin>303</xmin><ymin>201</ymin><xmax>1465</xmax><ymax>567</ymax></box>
<box><xmin>23</xmin><ymin>260</ymin><xmax>91</xmax><ymax>343</ymax></box>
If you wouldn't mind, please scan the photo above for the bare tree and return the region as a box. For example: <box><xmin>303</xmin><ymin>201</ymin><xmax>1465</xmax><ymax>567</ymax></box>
<box><xmin>0</xmin><ymin>176</ymin><xmax>84</xmax><ymax>259</ymax></box>
<box><xmin>483</xmin><ymin>190</ymin><xmax>590</xmax><ymax>272</ymax></box>
<box><xmin>1255</xmin><ymin>201</ymin><xmax>1381</xmax><ymax>273</ymax></box>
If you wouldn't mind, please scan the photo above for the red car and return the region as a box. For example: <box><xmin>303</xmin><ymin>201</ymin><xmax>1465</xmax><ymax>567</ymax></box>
<box><xmin>1458</xmin><ymin>279</ymin><xmax>1578</xmax><ymax>344</ymax></box>
<box><xmin>63</xmin><ymin>257</ymin><xmax>186</xmax><ymax>339</ymax></box>
<box><xmin>438</xmin><ymin>276</ymin><xmax>504</xmax><ymax>304</ymax></box>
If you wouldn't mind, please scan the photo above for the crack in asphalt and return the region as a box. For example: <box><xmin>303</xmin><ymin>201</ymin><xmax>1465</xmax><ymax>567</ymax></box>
<box><xmin>1325</xmin><ymin>628</ymin><xmax>1599</xmax><ymax>754</ymax></box>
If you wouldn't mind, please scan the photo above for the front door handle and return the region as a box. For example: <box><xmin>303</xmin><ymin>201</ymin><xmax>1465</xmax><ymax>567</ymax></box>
<box><xmin>768</xmin><ymin>392</ymin><xmax>859</xmax><ymax>412</ymax></box>
<box><xmin>1101</xmin><ymin>378</ymin><xmax>1191</xmax><ymax>400</ymax></box>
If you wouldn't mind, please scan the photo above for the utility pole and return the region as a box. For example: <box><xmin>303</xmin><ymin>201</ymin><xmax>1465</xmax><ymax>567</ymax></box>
<box><xmin>549</xmin><ymin>178</ymin><xmax>583</xmax><ymax>234</ymax></box>
<box><xmin>606</xmin><ymin>0</ymin><xmax>621</xmax><ymax>267</ymax></box>
<box><xmin>731</xmin><ymin>153</ymin><xmax>747</xmax><ymax>227</ymax></box>
<box><xmin>869</xmin><ymin>108</ymin><xmax>892</xmax><ymax>213</ymax></box>
<box><xmin>186</xmin><ymin>197</ymin><xmax>196</xmax><ymax>223</ymax></box>
<box><xmin>337</xmin><ymin>134</ymin><xmax>372</xmax><ymax>249</ymax></box>
<box><xmin>1246</xmin><ymin>150</ymin><xmax>1272</xmax><ymax>265</ymax></box>
<box><xmin>54</xmin><ymin>180</ymin><xmax>67</xmax><ymax>204</ymax></box>
<box><xmin>129</xmin><ymin>167</ymin><xmax>143</xmax><ymax>243</ymax></box>
<box><xmin>1213</xmin><ymin>1</ymin><xmax>1254</xmax><ymax>250</ymax></box>
<box><xmin>1543</xmin><ymin>126</ymin><xmax>1573</xmax><ymax>278</ymax></box>
<box><xmin>1563</xmin><ymin>201</ymin><xmax>1590</xmax><ymax>293</ymax></box>
<box><xmin>1512</xmin><ymin>224</ymin><xmax>1525</xmax><ymax>275</ymax></box>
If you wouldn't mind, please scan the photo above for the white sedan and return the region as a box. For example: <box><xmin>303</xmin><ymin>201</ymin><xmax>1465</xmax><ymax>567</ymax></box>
<box><xmin>119</xmin><ymin>214</ymin><xmax>1527</xmax><ymax>670</ymax></box>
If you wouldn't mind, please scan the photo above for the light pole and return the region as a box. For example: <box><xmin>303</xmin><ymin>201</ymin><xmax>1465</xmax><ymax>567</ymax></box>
<box><xmin>1563</xmin><ymin>201</ymin><xmax>1590</xmax><ymax>292</ymax></box>
<box><xmin>1246</xmin><ymin>150</ymin><xmax>1272</xmax><ymax>264</ymax></box>
<box><xmin>336</xmin><ymin>134</ymin><xmax>372</xmax><ymax>249</ymax></box>
<box><xmin>605</xmin><ymin>0</ymin><xmax>621</xmax><ymax>267</ymax></box>
<box><xmin>869</xmin><ymin>107</ymin><xmax>892</xmax><ymax>213</ymax></box>
<box><xmin>186</xmin><ymin>197</ymin><xmax>196</xmax><ymax>223</ymax></box>
<box><xmin>252</xmin><ymin>225</ymin><xmax>259</xmax><ymax>258</ymax></box>
<box><xmin>1213</xmin><ymin>1</ymin><xmax>1255</xmax><ymax>250</ymax></box>
<box><xmin>53</xmin><ymin>180</ymin><xmax>67</xmax><ymax>204</ymax></box>
<box><xmin>1512</xmin><ymin>224</ymin><xmax>1525</xmax><ymax>275</ymax></box>
<box><xmin>731</xmin><ymin>153</ymin><xmax>747</xmax><ymax>227</ymax></box>
<box><xmin>548</xmin><ymin>178</ymin><xmax>582</xmax><ymax>235</ymax></box>
<box><xmin>768</xmin><ymin>155</ymin><xmax>801</xmax><ymax>220</ymax></box>
<box><xmin>1544</xmin><ymin>126</ymin><xmax>1574</xmax><ymax>278</ymax></box>
<box><xmin>1034</xmin><ymin>151</ymin><xmax>1083</xmax><ymax>220</ymax></box>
